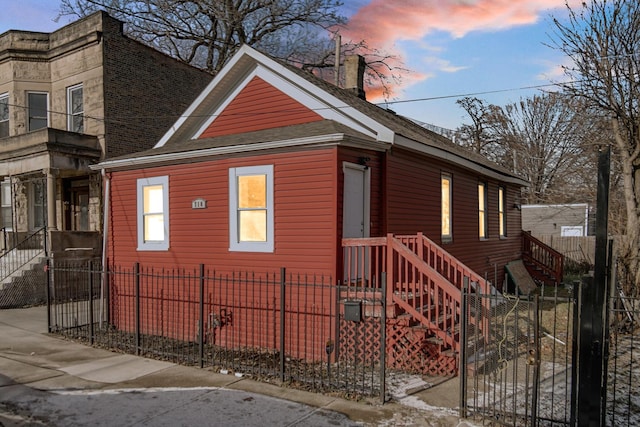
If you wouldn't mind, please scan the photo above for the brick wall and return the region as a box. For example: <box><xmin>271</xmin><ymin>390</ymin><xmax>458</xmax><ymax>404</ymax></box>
<box><xmin>101</xmin><ymin>15</ymin><xmax>212</xmax><ymax>159</ymax></box>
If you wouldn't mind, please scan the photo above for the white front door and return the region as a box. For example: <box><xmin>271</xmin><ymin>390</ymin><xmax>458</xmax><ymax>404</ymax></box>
<box><xmin>343</xmin><ymin>163</ymin><xmax>370</xmax><ymax>281</ymax></box>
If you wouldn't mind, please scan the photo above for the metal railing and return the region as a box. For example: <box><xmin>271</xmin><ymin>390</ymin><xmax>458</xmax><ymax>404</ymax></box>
<box><xmin>48</xmin><ymin>261</ymin><xmax>386</xmax><ymax>401</ymax></box>
<box><xmin>0</xmin><ymin>227</ymin><xmax>46</xmax><ymax>282</ymax></box>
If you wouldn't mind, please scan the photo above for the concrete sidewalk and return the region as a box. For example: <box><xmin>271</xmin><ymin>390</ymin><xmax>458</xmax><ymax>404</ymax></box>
<box><xmin>0</xmin><ymin>306</ymin><xmax>471</xmax><ymax>426</ymax></box>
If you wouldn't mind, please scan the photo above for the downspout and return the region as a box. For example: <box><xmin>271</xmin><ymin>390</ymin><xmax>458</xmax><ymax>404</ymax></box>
<box><xmin>100</xmin><ymin>168</ymin><xmax>110</xmax><ymax>328</ymax></box>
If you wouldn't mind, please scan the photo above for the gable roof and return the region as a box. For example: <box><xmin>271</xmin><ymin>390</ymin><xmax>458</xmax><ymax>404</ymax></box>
<box><xmin>93</xmin><ymin>45</ymin><xmax>528</xmax><ymax>186</ymax></box>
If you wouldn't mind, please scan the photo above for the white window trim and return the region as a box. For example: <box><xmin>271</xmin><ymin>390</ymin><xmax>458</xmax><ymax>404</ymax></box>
<box><xmin>66</xmin><ymin>84</ymin><xmax>83</xmax><ymax>132</ymax></box>
<box><xmin>137</xmin><ymin>176</ymin><xmax>170</xmax><ymax>251</ymax></box>
<box><xmin>498</xmin><ymin>186</ymin><xmax>506</xmax><ymax>238</ymax></box>
<box><xmin>27</xmin><ymin>91</ymin><xmax>49</xmax><ymax>131</ymax></box>
<box><xmin>441</xmin><ymin>173</ymin><xmax>453</xmax><ymax>243</ymax></box>
<box><xmin>479</xmin><ymin>182</ymin><xmax>488</xmax><ymax>240</ymax></box>
<box><xmin>229</xmin><ymin>165</ymin><xmax>274</xmax><ymax>253</ymax></box>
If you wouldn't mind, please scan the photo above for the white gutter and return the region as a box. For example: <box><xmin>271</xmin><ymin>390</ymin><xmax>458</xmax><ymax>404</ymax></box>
<box><xmin>395</xmin><ymin>135</ymin><xmax>529</xmax><ymax>186</ymax></box>
<box><xmin>91</xmin><ymin>133</ymin><xmax>386</xmax><ymax>171</ymax></box>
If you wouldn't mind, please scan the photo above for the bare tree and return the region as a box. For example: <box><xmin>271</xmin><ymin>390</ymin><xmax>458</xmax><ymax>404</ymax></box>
<box><xmin>550</xmin><ymin>0</ymin><xmax>640</xmax><ymax>291</ymax></box>
<box><xmin>455</xmin><ymin>97</ymin><xmax>504</xmax><ymax>163</ymax></box>
<box><xmin>493</xmin><ymin>93</ymin><xmax>600</xmax><ymax>204</ymax></box>
<box><xmin>57</xmin><ymin>0</ymin><xmax>406</xmax><ymax>97</ymax></box>
<box><xmin>455</xmin><ymin>93</ymin><xmax>602</xmax><ymax>205</ymax></box>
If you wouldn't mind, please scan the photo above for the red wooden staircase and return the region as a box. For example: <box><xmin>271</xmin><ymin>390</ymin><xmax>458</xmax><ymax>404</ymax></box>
<box><xmin>342</xmin><ymin>233</ymin><xmax>491</xmax><ymax>376</ymax></box>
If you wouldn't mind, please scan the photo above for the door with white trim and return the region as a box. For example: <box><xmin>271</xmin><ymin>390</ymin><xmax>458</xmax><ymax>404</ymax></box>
<box><xmin>343</xmin><ymin>162</ymin><xmax>370</xmax><ymax>281</ymax></box>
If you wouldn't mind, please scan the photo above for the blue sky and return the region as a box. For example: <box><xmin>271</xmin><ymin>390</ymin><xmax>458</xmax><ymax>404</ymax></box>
<box><xmin>0</xmin><ymin>0</ymin><xmax>579</xmax><ymax>130</ymax></box>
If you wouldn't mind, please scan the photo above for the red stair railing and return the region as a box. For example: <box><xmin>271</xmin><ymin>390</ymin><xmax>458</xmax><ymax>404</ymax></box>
<box><xmin>342</xmin><ymin>233</ymin><xmax>492</xmax><ymax>354</ymax></box>
<box><xmin>522</xmin><ymin>231</ymin><xmax>564</xmax><ymax>285</ymax></box>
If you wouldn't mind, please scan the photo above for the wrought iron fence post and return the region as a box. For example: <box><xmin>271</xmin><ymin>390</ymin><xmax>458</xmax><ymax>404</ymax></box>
<box><xmin>531</xmin><ymin>294</ymin><xmax>540</xmax><ymax>426</ymax></box>
<box><xmin>135</xmin><ymin>262</ymin><xmax>140</xmax><ymax>356</ymax></box>
<box><xmin>380</xmin><ymin>271</ymin><xmax>387</xmax><ymax>405</ymax></box>
<box><xmin>459</xmin><ymin>276</ymin><xmax>469</xmax><ymax>418</ymax></box>
<box><xmin>280</xmin><ymin>267</ymin><xmax>286</xmax><ymax>382</ymax></box>
<box><xmin>46</xmin><ymin>256</ymin><xmax>51</xmax><ymax>333</ymax></box>
<box><xmin>89</xmin><ymin>261</ymin><xmax>94</xmax><ymax>345</ymax></box>
<box><xmin>570</xmin><ymin>280</ymin><xmax>581</xmax><ymax>427</ymax></box>
<box><xmin>199</xmin><ymin>263</ymin><xmax>205</xmax><ymax>369</ymax></box>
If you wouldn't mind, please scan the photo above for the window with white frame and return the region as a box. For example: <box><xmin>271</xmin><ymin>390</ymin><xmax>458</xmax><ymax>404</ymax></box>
<box><xmin>0</xmin><ymin>94</ymin><xmax>8</xmax><ymax>138</ymax></box>
<box><xmin>498</xmin><ymin>186</ymin><xmax>506</xmax><ymax>237</ymax></box>
<box><xmin>1</xmin><ymin>179</ymin><xmax>12</xmax><ymax>230</ymax></box>
<box><xmin>137</xmin><ymin>176</ymin><xmax>169</xmax><ymax>251</ymax></box>
<box><xmin>441</xmin><ymin>173</ymin><xmax>452</xmax><ymax>242</ymax></box>
<box><xmin>478</xmin><ymin>182</ymin><xmax>488</xmax><ymax>239</ymax></box>
<box><xmin>229</xmin><ymin>165</ymin><xmax>274</xmax><ymax>252</ymax></box>
<box><xmin>67</xmin><ymin>84</ymin><xmax>84</xmax><ymax>133</ymax></box>
<box><xmin>27</xmin><ymin>92</ymin><xmax>48</xmax><ymax>131</ymax></box>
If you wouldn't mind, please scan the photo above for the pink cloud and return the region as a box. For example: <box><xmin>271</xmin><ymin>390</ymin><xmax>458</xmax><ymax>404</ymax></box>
<box><xmin>340</xmin><ymin>0</ymin><xmax>582</xmax><ymax>100</ymax></box>
<box><xmin>341</xmin><ymin>0</ymin><xmax>580</xmax><ymax>49</ymax></box>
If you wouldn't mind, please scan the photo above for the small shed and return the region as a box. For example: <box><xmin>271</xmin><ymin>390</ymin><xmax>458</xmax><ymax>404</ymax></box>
<box><xmin>522</xmin><ymin>203</ymin><xmax>590</xmax><ymax>238</ymax></box>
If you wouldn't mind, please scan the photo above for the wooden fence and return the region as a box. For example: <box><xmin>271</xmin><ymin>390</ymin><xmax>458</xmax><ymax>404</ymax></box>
<box><xmin>536</xmin><ymin>235</ymin><xmax>596</xmax><ymax>265</ymax></box>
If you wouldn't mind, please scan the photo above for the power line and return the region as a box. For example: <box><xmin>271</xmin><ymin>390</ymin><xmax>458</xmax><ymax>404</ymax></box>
<box><xmin>2</xmin><ymin>79</ymin><xmax>573</xmax><ymax>127</ymax></box>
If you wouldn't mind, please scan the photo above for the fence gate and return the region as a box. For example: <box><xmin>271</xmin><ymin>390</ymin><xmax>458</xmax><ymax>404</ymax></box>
<box><xmin>460</xmin><ymin>286</ymin><xmax>575</xmax><ymax>426</ymax></box>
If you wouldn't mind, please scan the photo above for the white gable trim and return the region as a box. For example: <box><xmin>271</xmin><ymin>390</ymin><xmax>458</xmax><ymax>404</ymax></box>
<box><xmin>154</xmin><ymin>45</ymin><xmax>395</xmax><ymax>148</ymax></box>
<box><xmin>192</xmin><ymin>66</ymin><xmax>387</xmax><ymax>141</ymax></box>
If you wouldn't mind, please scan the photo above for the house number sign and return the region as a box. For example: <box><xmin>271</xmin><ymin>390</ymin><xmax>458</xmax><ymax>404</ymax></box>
<box><xmin>192</xmin><ymin>198</ymin><xmax>207</xmax><ymax>209</ymax></box>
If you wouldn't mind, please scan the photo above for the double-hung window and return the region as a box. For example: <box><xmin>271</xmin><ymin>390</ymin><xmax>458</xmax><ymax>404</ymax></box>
<box><xmin>27</xmin><ymin>92</ymin><xmax>48</xmax><ymax>131</ymax></box>
<box><xmin>0</xmin><ymin>94</ymin><xmax>8</xmax><ymax>138</ymax></box>
<box><xmin>441</xmin><ymin>173</ymin><xmax>452</xmax><ymax>243</ymax></box>
<box><xmin>229</xmin><ymin>165</ymin><xmax>274</xmax><ymax>252</ymax></box>
<box><xmin>67</xmin><ymin>84</ymin><xmax>84</xmax><ymax>133</ymax></box>
<box><xmin>499</xmin><ymin>186</ymin><xmax>506</xmax><ymax>238</ymax></box>
<box><xmin>1</xmin><ymin>179</ymin><xmax>12</xmax><ymax>230</ymax></box>
<box><xmin>137</xmin><ymin>176</ymin><xmax>169</xmax><ymax>251</ymax></box>
<box><xmin>478</xmin><ymin>182</ymin><xmax>488</xmax><ymax>239</ymax></box>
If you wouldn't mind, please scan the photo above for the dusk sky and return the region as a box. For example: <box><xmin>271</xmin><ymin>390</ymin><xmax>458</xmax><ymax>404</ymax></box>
<box><xmin>0</xmin><ymin>0</ymin><xmax>581</xmax><ymax>130</ymax></box>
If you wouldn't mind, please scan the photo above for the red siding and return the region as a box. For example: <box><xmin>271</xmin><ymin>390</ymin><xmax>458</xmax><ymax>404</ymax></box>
<box><xmin>384</xmin><ymin>148</ymin><xmax>523</xmax><ymax>289</ymax></box>
<box><xmin>198</xmin><ymin>77</ymin><xmax>323</xmax><ymax>139</ymax></box>
<box><xmin>107</xmin><ymin>147</ymin><xmax>339</xmax><ymax>277</ymax></box>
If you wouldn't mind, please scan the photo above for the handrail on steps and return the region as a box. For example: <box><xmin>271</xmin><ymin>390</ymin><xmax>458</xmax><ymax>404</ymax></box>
<box><xmin>522</xmin><ymin>231</ymin><xmax>564</xmax><ymax>285</ymax></box>
<box><xmin>342</xmin><ymin>233</ymin><xmax>491</xmax><ymax>352</ymax></box>
<box><xmin>0</xmin><ymin>227</ymin><xmax>47</xmax><ymax>283</ymax></box>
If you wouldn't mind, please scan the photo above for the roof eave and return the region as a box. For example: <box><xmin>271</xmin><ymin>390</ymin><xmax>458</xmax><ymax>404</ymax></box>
<box><xmin>91</xmin><ymin>133</ymin><xmax>389</xmax><ymax>172</ymax></box>
<box><xmin>395</xmin><ymin>135</ymin><xmax>529</xmax><ymax>187</ymax></box>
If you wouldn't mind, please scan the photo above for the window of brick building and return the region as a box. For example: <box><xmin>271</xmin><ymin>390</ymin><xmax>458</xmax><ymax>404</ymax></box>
<box><xmin>67</xmin><ymin>84</ymin><xmax>84</xmax><ymax>133</ymax></box>
<box><xmin>27</xmin><ymin>92</ymin><xmax>48</xmax><ymax>131</ymax></box>
<box><xmin>0</xmin><ymin>94</ymin><xmax>8</xmax><ymax>138</ymax></box>
<box><xmin>1</xmin><ymin>179</ymin><xmax>12</xmax><ymax>230</ymax></box>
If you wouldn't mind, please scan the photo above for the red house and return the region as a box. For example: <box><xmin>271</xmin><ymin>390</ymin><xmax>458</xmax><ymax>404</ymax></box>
<box><xmin>93</xmin><ymin>45</ymin><xmax>552</xmax><ymax>375</ymax></box>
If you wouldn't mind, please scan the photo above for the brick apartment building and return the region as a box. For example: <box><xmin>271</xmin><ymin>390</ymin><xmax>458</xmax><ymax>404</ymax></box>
<box><xmin>0</xmin><ymin>11</ymin><xmax>211</xmax><ymax>259</ymax></box>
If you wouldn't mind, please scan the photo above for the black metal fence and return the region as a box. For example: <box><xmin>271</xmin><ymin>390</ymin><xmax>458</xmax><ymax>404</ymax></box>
<box><xmin>0</xmin><ymin>227</ymin><xmax>47</xmax><ymax>308</ymax></box>
<box><xmin>48</xmin><ymin>260</ymin><xmax>386</xmax><ymax>401</ymax></box>
<box><xmin>461</xmin><ymin>282</ymin><xmax>640</xmax><ymax>427</ymax></box>
<box><xmin>606</xmin><ymin>289</ymin><xmax>640</xmax><ymax>426</ymax></box>
<box><xmin>460</xmin><ymin>285</ymin><xmax>575</xmax><ymax>426</ymax></box>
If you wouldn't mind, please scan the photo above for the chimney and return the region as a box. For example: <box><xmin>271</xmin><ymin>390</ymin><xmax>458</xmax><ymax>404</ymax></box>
<box><xmin>344</xmin><ymin>55</ymin><xmax>366</xmax><ymax>100</ymax></box>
